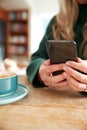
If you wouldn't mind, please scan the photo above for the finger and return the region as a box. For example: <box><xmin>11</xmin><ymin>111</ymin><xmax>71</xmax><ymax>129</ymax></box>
<box><xmin>63</xmin><ymin>72</ymin><xmax>87</xmax><ymax>91</ymax></box>
<box><xmin>55</xmin><ymin>80</ymin><xmax>68</xmax><ymax>87</ymax></box>
<box><xmin>46</xmin><ymin>79</ymin><xmax>67</xmax><ymax>88</ymax></box>
<box><xmin>46</xmin><ymin>64</ymin><xmax>64</xmax><ymax>74</ymax></box>
<box><xmin>77</xmin><ymin>57</ymin><xmax>87</xmax><ymax>63</ymax></box>
<box><xmin>45</xmin><ymin>73</ymin><xmax>66</xmax><ymax>85</ymax></box>
<box><xmin>63</xmin><ymin>65</ymin><xmax>87</xmax><ymax>84</ymax></box>
<box><xmin>66</xmin><ymin>59</ymin><xmax>87</xmax><ymax>74</ymax></box>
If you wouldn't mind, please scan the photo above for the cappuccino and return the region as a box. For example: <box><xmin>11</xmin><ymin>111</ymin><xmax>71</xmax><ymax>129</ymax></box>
<box><xmin>0</xmin><ymin>71</ymin><xmax>18</xmax><ymax>96</ymax></box>
<box><xmin>0</xmin><ymin>71</ymin><xmax>16</xmax><ymax>79</ymax></box>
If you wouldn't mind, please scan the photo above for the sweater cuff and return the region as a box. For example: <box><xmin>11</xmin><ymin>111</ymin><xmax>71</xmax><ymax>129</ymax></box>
<box><xmin>26</xmin><ymin>58</ymin><xmax>45</xmax><ymax>87</ymax></box>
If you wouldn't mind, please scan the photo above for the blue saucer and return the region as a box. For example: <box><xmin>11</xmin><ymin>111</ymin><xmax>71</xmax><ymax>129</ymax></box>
<box><xmin>0</xmin><ymin>83</ymin><xmax>29</xmax><ymax>105</ymax></box>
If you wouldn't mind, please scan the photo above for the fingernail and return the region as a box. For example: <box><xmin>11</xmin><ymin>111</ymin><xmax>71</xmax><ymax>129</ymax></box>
<box><xmin>80</xmin><ymin>85</ymin><xmax>86</xmax><ymax>89</ymax></box>
<box><xmin>83</xmin><ymin>85</ymin><xmax>86</xmax><ymax>89</ymax></box>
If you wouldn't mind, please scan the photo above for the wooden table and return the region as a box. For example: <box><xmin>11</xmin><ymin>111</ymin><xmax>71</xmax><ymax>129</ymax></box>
<box><xmin>0</xmin><ymin>75</ymin><xmax>87</xmax><ymax>130</ymax></box>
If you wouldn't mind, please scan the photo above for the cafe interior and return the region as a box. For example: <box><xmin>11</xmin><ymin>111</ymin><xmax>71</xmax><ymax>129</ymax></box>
<box><xmin>1</xmin><ymin>1</ymin><xmax>87</xmax><ymax>130</ymax></box>
<box><xmin>0</xmin><ymin>0</ymin><xmax>58</xmax><ymax>75</ymax></box>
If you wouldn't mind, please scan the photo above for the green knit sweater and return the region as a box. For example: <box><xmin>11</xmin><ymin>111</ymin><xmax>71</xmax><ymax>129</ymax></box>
<box><xmin>26</xmin><ymin>4</ymin><xmax>87</xmax><ymax>87</ymax></box>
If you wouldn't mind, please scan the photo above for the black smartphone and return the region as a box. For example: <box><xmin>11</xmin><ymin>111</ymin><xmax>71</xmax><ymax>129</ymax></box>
<box><xmin>46</xmin><ymin>40</ymin><xmax>77</xmax><ymax>75</ymax></box>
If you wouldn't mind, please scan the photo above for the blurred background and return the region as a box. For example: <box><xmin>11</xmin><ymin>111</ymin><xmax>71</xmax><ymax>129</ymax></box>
<box><xmin>0</xmin><ymin>0</ymin><xmax>59</xmax><ymax>74</ymax></box>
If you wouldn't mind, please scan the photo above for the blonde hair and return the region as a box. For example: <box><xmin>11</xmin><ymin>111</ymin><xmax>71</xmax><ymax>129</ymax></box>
<box><xmin>82</xmin><ymin>23</ymin><xmax>87</xmax><ymax>41</ymax></box>
<box><xmin>53</xmin><ymin>0</ymin><xmax>79</xmax><ymax>40</ymax></box>
<box><xmin>79</xmin><ymin>22</ymin><xmax>87</xmax><ymax>58</ymax></box>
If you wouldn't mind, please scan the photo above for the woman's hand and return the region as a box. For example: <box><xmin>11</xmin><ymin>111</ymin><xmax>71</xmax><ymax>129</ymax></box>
<box><xmin>39</xmin><ymin>59</ymin><xmax>68</xmax><ymax>88</ymax></box>
<box><xmin>63</xmin><ymin>57</ymin><xmax>87</xmax><ymax>92</ymax></box>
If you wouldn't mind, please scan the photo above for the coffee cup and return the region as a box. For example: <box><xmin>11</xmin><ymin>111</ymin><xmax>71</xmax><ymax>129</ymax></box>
<box><xmin>0</xmin><ymin>71</ymin><xmax>18</xmax><ymax>96</ymax></box>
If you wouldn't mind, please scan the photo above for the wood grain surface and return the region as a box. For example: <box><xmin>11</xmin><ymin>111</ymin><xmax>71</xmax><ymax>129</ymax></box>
<box><xmin>0</xmin><ymin>75</ymin><xmax>87</xmax><ymax>130</ymax></box>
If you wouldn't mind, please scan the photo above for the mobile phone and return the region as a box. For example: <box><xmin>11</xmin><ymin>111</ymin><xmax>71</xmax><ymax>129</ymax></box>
<box><xmin>46</xmin><ymin>40</ymin><xmax>77</xmax><ymax>75</ymax></box>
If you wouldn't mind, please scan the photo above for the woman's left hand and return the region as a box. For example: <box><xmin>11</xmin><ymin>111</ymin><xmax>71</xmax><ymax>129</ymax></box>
<box><xmin>63</xmin><ymin>57</ymin><xmax>87</xmax><ymax>92</ymax></box>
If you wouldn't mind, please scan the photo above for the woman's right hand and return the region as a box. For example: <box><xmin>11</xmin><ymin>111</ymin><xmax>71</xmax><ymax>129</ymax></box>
<box><xmin>39</xmin><ymin>59</ymin><xmax>68</xmax><ymax>89</ymax></box>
